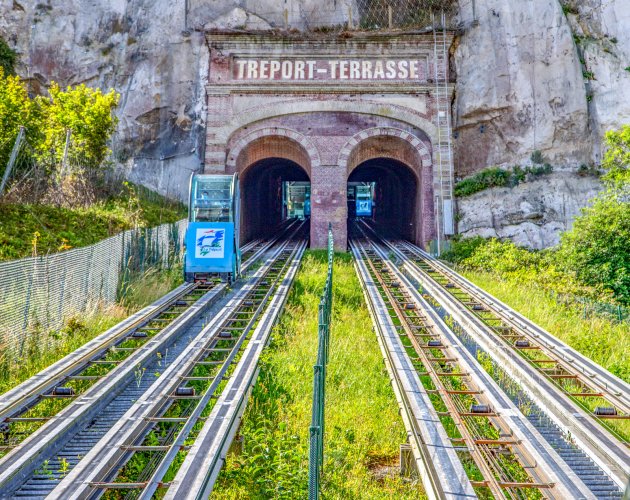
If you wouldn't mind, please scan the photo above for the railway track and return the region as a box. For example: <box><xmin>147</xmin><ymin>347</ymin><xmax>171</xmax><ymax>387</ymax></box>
<box><xmin>355</xmin><ymin>221</ymin><xmax>628</xmax><ymax>498</ymax></box>
<box><xmin>0</xmin><ymin>221</ymin><xmax>305</xmax><ymax>499</ymax></box>
<box><xmin>351</xmin><ymin>229</ymin><xmax>597</xmax><ymax>499</ymax></box>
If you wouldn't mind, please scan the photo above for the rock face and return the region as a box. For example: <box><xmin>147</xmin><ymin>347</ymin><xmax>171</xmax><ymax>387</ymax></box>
<box><xmin>1</xmin><ymin>0</ymin><xmax>211</xmax><ymax>199</ymax></box>
<box><xmin>453</xmin><ymin>0</ymin><xmax>589</xmax><ymax>175</ymax></box>
<box><xmin>563</xmin><ymin>0</ymin><xmax>630</xmax><ymax>160</ymax></box>
<box><xmin>457</xmin><ymin>173</ymin><xmax>602</xmax><ymax>249</ymax></box>
<box><xmin>0</xmin><ymin>0</ymin><xmax>352</xmax><ymax>200</ymax></box>
<box><xmin>452</xmin><ymin>0</ymin><xmax>630</xmax><ymax>174</ymax></box>
<box><xmin>0</xmin><ymin>0</ymin><xmax>627</xmax><ymax>245</ymax></box>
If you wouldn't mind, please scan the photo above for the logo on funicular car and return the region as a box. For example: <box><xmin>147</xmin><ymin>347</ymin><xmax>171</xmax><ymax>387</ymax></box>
<box><xmin>195</xmin><ymin>228</ymin><xmax>225</xmax><ymax>258</ymax></box>
<box><xmin>357</xmin><ymin>200</ymin><xmax>372</xmax><ymax>216</ymax></box>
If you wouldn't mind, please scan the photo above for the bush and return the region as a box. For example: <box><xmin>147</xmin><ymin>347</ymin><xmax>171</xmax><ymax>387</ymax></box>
<box><xmin>0</xmin><ymin>69</ymin><xmax>119</xmax><ymax>185</ymax></box>
<box><xmin>559</xmin><ymin>192</ymin><xmax>630</xmax><ymax>304</ymax></box>
<box><xmin>558</xmin><ymin>125</ymin><xmax>630</xmax><ymax>305</ymax></box>
<box><xmin>454</xmin><ymin>164</ymin><xmax>554</xmax><ymax>197</ymax></box>
<box><xmin>440</xmin><ymin>236</ymin><xmax>487</xmax><ymax>264</ymax></box>
<box><xmin>0</xmin><ymin>37</ymin><xmax>16</xmax><ymax>76</ymax></box>
<box><xmin>0</xmin><ymin>67</ymin><xmax>42</xmax><ymax>174</ymax></box>
<box><xmin>454</xmin><ymin>167</ymin><xmax>510</xmax><ymax>197</ymax></box>
<box><xmin>530</xmin><ymin>150</ymin><xmax>544</xmax><ymax>164</ymax></box>
<box><xmin>444</xmin><ymin>238</ymin><xmax>604</xmax><ymax>301</ymax></box>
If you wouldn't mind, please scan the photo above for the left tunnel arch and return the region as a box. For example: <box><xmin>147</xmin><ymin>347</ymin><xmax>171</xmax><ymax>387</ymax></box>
<box><xmin>231</xmin><ymin>134</ymin><xmax>313</xmax><ymax>243</ymax></box>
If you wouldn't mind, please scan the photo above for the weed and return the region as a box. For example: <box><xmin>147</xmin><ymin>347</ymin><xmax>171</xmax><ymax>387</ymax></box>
<box><xmin>213</xmin><ymin>252</ymin><xmax>424</xmax><ymax>499</ymax></box>
<box><xmin>530</xmin><ymin>150</ymin><xmax>544</xmax><ymax>164</ymax></box>
<box><xmin>59</xmin><ymin>457</ymin><xmax>70</xmax><ymax>478</ymax></box>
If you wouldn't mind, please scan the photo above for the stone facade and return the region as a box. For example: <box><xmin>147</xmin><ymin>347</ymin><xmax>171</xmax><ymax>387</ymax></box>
<box><xmin>203</xmin><ymin>32</ymin><xmax>453</xmax><ymax>249</ymax></box>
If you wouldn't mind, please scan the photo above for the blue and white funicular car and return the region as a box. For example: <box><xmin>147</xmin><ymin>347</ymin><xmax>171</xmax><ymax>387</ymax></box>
<box><xmin>184</xmin><ymin>173</ymin><xmax>241</xmax><ymax>283</ymax></box>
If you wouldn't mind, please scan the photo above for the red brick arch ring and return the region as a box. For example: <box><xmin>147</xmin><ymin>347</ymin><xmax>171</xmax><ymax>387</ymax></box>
<box><xmin>338</xmin><ymin>126</ymin><xmax>435</xmax><ymax>245</ymax></box>
<box><xmin>226</xmin><ymin>127</ymin><xmax>322</xmax><ymax>175</ymax></box>
<box><xmin>337</xmin><ymin>127</ymin><xmax>432</xmax><ymax>174</ymax></box>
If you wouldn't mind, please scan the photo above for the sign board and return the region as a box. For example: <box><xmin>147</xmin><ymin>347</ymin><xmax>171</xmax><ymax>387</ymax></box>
<box><xmin>356</xmin><ymin>199</ymin><xmax>373</xmax><ymax>216</ymax></box>
<box><xmin>195</xmin><ymin>228</ymin><xmax>225</xmax><ymax>259</ymax></box>
<box><xmin>233</xmin><ymin>58</ymin><xmax>427</xmax><ymax>81</ymax></box>
<box><xmin>185</xmin><ymin>222</ymin><xmax>235</xmax><ymax>274</ymax></box>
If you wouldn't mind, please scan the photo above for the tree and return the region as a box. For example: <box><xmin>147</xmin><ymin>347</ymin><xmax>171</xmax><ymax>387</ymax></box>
<box><xmin>0</xmin><ymin>67</ymin><xmax>42</xmax><ymax>176</ymax></box>
<box><xmin>559</xmin><ymin>126</ymin><xmax>630</xmax><ymax>304</ymax></box>
<box><xmin>601</xmin><ymin>124</ymin><xmax>630</xmax><ymax>186</ymax></box>
<box><xmin>36</xmin><ymin>83</ymin><xmax>119</xmax><ymax>173</ymax></box>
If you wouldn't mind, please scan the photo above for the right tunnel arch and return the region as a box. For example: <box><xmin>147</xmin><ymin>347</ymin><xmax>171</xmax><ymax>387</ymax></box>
<box><xmin>340</xmin><ymin>128</ymin><xmax>435</xmax><ymax>246</ymax></box>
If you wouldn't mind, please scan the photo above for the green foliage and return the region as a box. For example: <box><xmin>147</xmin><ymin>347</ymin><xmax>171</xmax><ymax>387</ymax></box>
<box><xmin>440</xmin><ymin>236</ymin><xmax>486</xmax><ymax>264</ymax></box>
<box><xmin>457</xmin><ymin>238</ymin><xmax>604</xmax><ymax>299</ymax></box>
<box><xmin>601</xmin><ymin>124</ymin><xmax>630</xmax><ymax>185</ymax></box>
<box><xmin>454</xmin><ymin>167</ymin><xmax>510</xmax><ymax>197</ymax></box>
<box><xmin>530</xmin><ymin>150</ymin><xmax>544</xmax><ymax>164</ymax></box>
<box><xmin>215</xmin><ymin>252</ymin><xmax>422</xmax><ymax>499</ymax></box>
<box><xmin>0</xmin><ymin>37</ymin><xmax>16</xmax><ymax>76</ymax></box>
<box><xmin>0</xmin><ymin>67</ymin><xmax>42</xmax><ymax>173</ymax></box>
<box><xmin>577</xmin><ymin>163</ymin><xmax>600</xmax><ymax>177</ymax></box>
<box><xmin>454</xmin><ymin>164</ymin><xmax>553</xmax><ymax>197</ymax></box>
<box><xmin>554</xmin><ymin>125</ymin><xmax>630</xmax><ymax>305</ymax></box>
<box><xmin>36</xmin><ymin>83</ymin><xmax>119</xmax><ymax>171</ymax></box>
<box><xmin>0</xmin><ymin>69</ymin><xmax>119</xmax><ymax>181</ymax></box>
<box><xmin>0</xmin><ymin>183</ymin><xmax>186</xmax><ymax>261</ymax></box>
<box><xmin>559</xmin><ymin>189</ymin><xmax>630</xmax><ymax>305</ymax></box>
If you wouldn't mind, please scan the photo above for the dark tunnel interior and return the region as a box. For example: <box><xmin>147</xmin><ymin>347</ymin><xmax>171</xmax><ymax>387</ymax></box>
<box><xmin>240</xmin><ymin>158</ymin><xmax>310</xmax><ymax>243</ymax></box>
<box><xmin>348</xmin><ymin>158</ymin><xmax>418</xmax><ymax>241</ymax></box>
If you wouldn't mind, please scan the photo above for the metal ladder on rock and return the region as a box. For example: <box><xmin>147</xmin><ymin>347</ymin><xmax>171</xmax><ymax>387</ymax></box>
<box><xmin>432</xmin><ymin>11</ymin><xmax>455</xmax><ymax>253</ymax></box>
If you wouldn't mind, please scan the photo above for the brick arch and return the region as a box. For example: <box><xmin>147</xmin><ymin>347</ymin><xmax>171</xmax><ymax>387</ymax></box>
<box><xmin>216</xmin><ymin>100</ymin><xmax>439</xmax><ymax>146</ymax></box>
<box><xmin>226</xmin><ymin>127</ymin><xmax>321</xmax><ymax>174</ymax></box>
<box><xmin>338</xmin><ymin>127</ymin><xmax>432</xmax><ymax>176</ymax></box>
<box><xmin>340</xmin><ymin>126</ymin><xmax>435</xmax><ymax>246</ymax></box>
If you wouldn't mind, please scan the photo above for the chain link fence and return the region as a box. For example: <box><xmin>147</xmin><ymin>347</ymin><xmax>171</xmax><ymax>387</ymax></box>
<box><xmin>308</xmin><ymin>224</ymin><xmax>334</xmax><ymax>500</ymax></box>
<box><xmin>0</xmin><ymin>220</ymin><xmax>187</xmax><ymax>359</ymax></box>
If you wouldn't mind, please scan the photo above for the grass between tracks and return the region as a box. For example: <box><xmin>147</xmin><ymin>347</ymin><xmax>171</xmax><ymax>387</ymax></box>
<box><xmin>0</xmin><ymin>265</ymin><xmax>183</xmax><ymax>395</ymax></box>
<box><xmin>213</xmin><ymin>251</ymin><xmax>424</xmax><ymax>499</ymax></box>
<box><xmin>461</xmin><ymin>270</ymin><xmax>630</xmax><ymax>384</ymax></box>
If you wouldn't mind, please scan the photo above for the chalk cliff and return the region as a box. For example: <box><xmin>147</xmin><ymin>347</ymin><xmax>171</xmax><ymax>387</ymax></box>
<box><xmin>1</xmin><ymin>0</ymin><xmax>627</xmax><ymax>247</ymax></box>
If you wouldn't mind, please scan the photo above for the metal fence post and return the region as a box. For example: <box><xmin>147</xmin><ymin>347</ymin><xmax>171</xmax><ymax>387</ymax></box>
<box><xmin>308</xmin><ymin>223</ymin><xmax>334</xmax><ymax>499</ymax></box>
<box><xmin>0</xmin><ymin>126</ymin><xmax>25</xmax><ymax>196</ymax></box>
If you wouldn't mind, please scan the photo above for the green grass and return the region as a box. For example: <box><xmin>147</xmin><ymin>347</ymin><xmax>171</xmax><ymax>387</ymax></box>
<box><xmin>0</xmin><ymin>264</ymin><xmax>183</xmax><ymax>395</ymax></box>
<box><xmin>213</xmin><ymin>251</ymin><xmax>424</xmax><ymax>499</ymax></box>
<box><xmin>461</xmin><ymin>270</ymin><xmax>630</xmax><ymax>383</ymax></box>
<box><xmin>0</xmin><ymin>184</ymin><xmax>186</xmax><ymax>261</ymax></box>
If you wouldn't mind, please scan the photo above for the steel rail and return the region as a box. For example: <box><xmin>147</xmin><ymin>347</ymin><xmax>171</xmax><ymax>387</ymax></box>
<box><xmin>0</xmin><ymin>229</ymin><xmax>285</xmax><ymax>435</ymax></box>
<box><xmin>164</xmin><ymin>238</ymin><xmax>307</xmax><ymax>500</ymax></box>
<box><xmin>351</xmin><ymin>237</ymin><xmax>476</xmax><ymax>500</ymax></box>
<box><xmin>48</xmin><ymin>229</ymin><xmax>306</xmax><ymax>499</ymax></box>
<box><xmin>353</xmin><ymin>230</ymin><xmax>594</xmax><ymax>499</ymax></box>
<box><xmin>366</xmin><ymin>229</ymin><xmax>630</xmax><ymax>489</ymax></box>
<box><xmin>0</xmin><ymin>230</ymin><xmax>289</xmax><ymax>496</ymax></box>
<box><xmin>399</xmin><ymin>238</ymin><xmax>630</xmax><ymax>417</ymax></box>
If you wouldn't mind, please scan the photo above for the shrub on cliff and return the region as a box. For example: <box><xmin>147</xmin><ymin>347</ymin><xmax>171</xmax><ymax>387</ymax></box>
<box><xmin>558</xmin><ymin>125</ymin><xmax>630</xmax><ymax>305</ymax></box>
<box><xmin>0</xmin><ymin>68</ymin><xmax>119</xmax><ymax>187</ymax></box>
<box><xmin>454</xmin><ymin>164</ymin><xmax>554</xmax><ymax>197</ymax></box>
<box><xmin>0</xmin><ymin>37</ymin><xmax>16</xmax><ymax>76</ymax></box>
<box><xmin>454</xmin><ymin>167</ymin><xmax>510</xmax><ymax>196</ymax></box>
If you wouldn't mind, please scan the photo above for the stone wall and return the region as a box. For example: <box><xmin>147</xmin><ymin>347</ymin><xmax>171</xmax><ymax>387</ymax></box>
<box><xmin>457</xmin><ymin>172</ymin><xmax>602</xmax><ymax>249</ymax></box>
